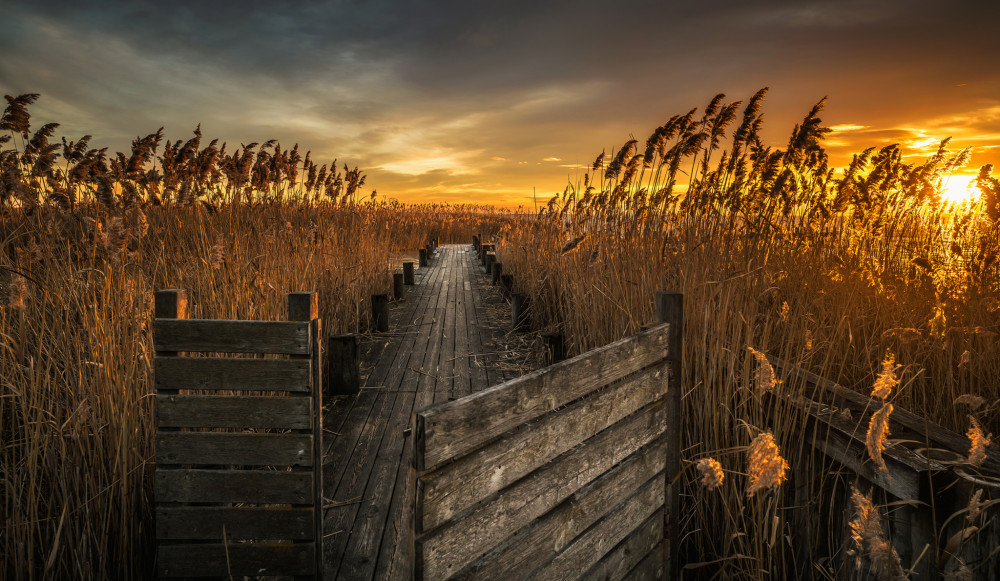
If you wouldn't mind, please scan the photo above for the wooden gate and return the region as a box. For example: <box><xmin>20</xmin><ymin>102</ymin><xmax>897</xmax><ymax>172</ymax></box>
<box><xmin>411</xmin><ymin>293</ymin><xmax>682</xmax><ymax>580</ymax></box>
<box><xmin>152</xmin><ymin>289</ymin><xmax>324</xmax><ymax>579</ymax></box>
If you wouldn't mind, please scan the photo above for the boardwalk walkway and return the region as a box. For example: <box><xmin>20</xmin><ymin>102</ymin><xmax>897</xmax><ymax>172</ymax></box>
<box><xmin>321</xmin><ymin>244</ymin><xmax>523</xmax><ymax>580</ymax></box>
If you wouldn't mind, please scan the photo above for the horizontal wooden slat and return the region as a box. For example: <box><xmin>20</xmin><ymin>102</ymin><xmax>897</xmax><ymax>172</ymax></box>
<box><xmin>529</xmin><ymin>484</ymin><xmax>664</xmax><ymax>579</ymax></box>
<box><xmin>426</xmin><ymin>439</ymin><xmax>668</xmax><ymax>581</ymax></box>
<box><xmin>156</xmin><ymin>394</ymin><xmax>311</xmax><ymax>429</ymax></box>
<box><xmin>153</xmin><ymin>319</ymin><xmax>311</xmax><ymax>355</ymax></box>
<box><xmin>155</xmin><ymin>432</ymin><xmax>313</xmax><ymax>466</ymax></box>
<box><xmin>156</xmin><ymin>506</ymin><xmax>314</xmax><ymax>540</ymax></box>
<box><xmin>158</xmin><ymin>542</ymin><xmax>314</xmax><ymax>577</ymax></box>
<box><xmin>416</xmin><ymin>323</ymin><xmax>670</xmax><ymax>471</ymax></box>
<box><xmin>418</xmin><ymin>362</ymin><xmax>667</xmax><ymax>532</ymax></box>
<box><xmin>416</xmin><ymin>402</ymin><xmax>665</xmax><ymax>573</ymax></box>
<box><xmin>154</xmin><ymin>356</ymin><xmax>311</xmax><ymax>392</ymax></box>
<box><xmin>580</xmin><ymin>511</ymin><xmax>663</xmax><ymax>581</ymax></box>
<box><xmin>156</xmin><ymin>469</ymin><xmax>313</xmax><ymax>504</ymax></box>
<box><xmin>769</xmin><ymin>355</ymin><xmax>1000</xmax><ymax>473</ymax></box>
<box><xmin>618</xmin><ymin>544</ymin><xmax>665</xmax><ymax>581</ymax></box>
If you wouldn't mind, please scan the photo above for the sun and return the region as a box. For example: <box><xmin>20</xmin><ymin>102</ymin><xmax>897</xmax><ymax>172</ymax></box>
<box><xmin>939</xmin><ymin>174</ymin><xmax>979</xmax><ymax>204</ymax></box>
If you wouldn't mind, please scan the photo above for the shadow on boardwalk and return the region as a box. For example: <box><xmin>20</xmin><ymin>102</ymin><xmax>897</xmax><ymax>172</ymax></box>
<box><xmin>320</xmin><ymin>244</ymin><xmax>533</xmax><ymax>580</ymax></box>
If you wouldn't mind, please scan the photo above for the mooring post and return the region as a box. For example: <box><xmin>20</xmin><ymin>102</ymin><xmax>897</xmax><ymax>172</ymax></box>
<box><xmin>485</xmin><ymin>252</ymin><xmax>495</xmax><ymax>275</ymax></box>
<box><xmin>512</xmin><ymin>293</ymin><xmax>528</xmax><ymax>331</ymax></box>
<box><xmin>403</xmin><ymin>261</ymin><xmax>415</xmax><ymax>285</ymax></box>
<box><xmin>492</xmin><ymin>262</ymin><xmax>502</xmax><ymax>285</ymax></box>
<box><xmin>500</xmin><ymin>274</ymin><xmax>514</xmax><ymax>298</ymax></box>
<box><xmin>542</xmin><ymin>332</ymin><xmax>565</xmax><ymax>365</ymax></box>
<box><xmin>327</xmin><ymin>334</ymin><xmax>360</xmax><ymax>396</ymax></box>
<box><xmin>655</xmin><ymin>291</ymin><xmax>683</xmax><ymax>580</ymax></box>
<box><xmin>419</xmin><ymin>248</ymin><xmax>428</xmax><ymax>267</ymax></box>
<box><xmin>393</xmin><ymin>272</ymin><xmax>404</xmax><ymax>300</ymax></box>
<box><xmin>372</xmin><ymin>293</ymin><xmax>389</xmax><ymax>332</ymax></box>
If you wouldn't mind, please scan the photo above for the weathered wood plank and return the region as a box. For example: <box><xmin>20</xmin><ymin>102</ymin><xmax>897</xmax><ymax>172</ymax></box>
<box><xmin>155</xmin><ymin>432</ymin><xmax>313</xmax><ymax>466</ymax></box>
<box><xmin>528</xmin><ymin>483</ymin><xmax>664</xmax><ymax>580</ymax></box>
<box><xmin>157</xmin><ymin>542</ymin><xmax>315</xmax><ymax>577</ymax></box>
<box><xmin>156</xmin><ymin>394</ymin><xmax>311</xmax><ymax>429</ymax></box>
<box><xmin>156</xmin><ymin>506</ymin><xmax>314</xmax><ymax>540</ymax></box>
<box><xmin>336</xmin><ymin>248</ymin><xmax>453</xmax><ymax>581</ymax></box>
<box><xmin>621</xmin><ymin>544</ymin><xmax>665</xmax><ymax>581</ymax></box>
<box><xmin>439</xmin><ymin>438</ymin><xmax>668</xmax><ymax>581</ymax></box>
<box><xmin>769</xmin><ymin>355</ymin><xmax>1000</xmax><ymax>473</ymax></box>
<box><xmin>156</xmin><ymin>469</ymin><xmax>313</xmax><ymax>504</ymax></box>
<box><xmin>416</xmin><ymin>323</ymin><xmax>670</xmax><ymax>471</ymax></box>
<box><xmin>154</xmin><ymin>356</ymin><xmax>311</xmax><ymax>392</ymax></box>
<box><xmin>417</xmin><ymin>402</ymin><xmax>666</xmax><ymax>575</ymax></box>
<box><xmin>580</xmin><ymin>511</ymin><xmax>663</xmax><ymax>581</ymax></box>
<box><xmin>153</xmin><ymin>319</ymin><xmax>310</xmax><ymax>355</ymax></box>
<box><xmin>418</xmin><ymin>361</ymin><xmax>668</xmax><ymax>532</ymax></box>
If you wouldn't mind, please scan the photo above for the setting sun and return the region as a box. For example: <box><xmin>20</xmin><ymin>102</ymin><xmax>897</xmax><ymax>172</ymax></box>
<box><xmin>940</xmin><ymin>174</ymin><xmax>979</xmax><ymax>204</ymax></box>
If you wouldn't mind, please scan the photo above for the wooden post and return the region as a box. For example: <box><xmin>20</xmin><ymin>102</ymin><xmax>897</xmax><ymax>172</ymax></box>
<box><xmin>155</xmin><ymin>289</ymin><xmax>188</xmax><ymax>322</ymax></box>
<box><xmin>485</xmin><ymin>253</ymin><xmax>495</xmax><ymax>275</ymax></box>
<box><xmin>500</xmin><ymin>274</ymin><xmax>514</xmax><ymax>298</ymax></box>
<box><xmin>512</xmin><ymin>293</ymin><xmax>528</xmax><ymax>331</ymax></box>
<box><xmin>419</xmin><ymin>248</ymin><xmax>428</xmax><ymax>267</ymax></box>
<box><xmin>393</xmin><ymin>272</ymin><xmax>404</xmax><ymax>300</ymax></box>
<box><xmin>473</xmin><ymin>235</ymin><xmax>480</xmax><ymax>250</ymax></box>
<box><xmin>425</xmin><ymin>243</ymin><xmax>433</xmax><ymax>262</ymax></box>
<box><xmin>287</xmin><ymin>291</ymin><xmax>324</xmax><ymax>578</ymax></box>
<box><xmin>492</xmin><ymin>262</ymin><xmax>502</xmax><ymax>285</ymax></box>
<box><xmin>655</xmin><ymin>291</ymin><xmax>683</xmax><ymax>580</ymax></box>
<box><xmin>542</xmin><ymin>332</ymin><xmax>565</xmax><ymax>365</ymax></box>
<box><xmin>327</xmin><ymin>334</ymin><xmax>361</xmax><ymax>396</ymax></box>
<box><xmin>372</xmin><ymin>294</ymin><xmax>389</xmax><ymax>332</ymax></box>
<box><xmin>403</xmin><ymin>261</ymin><xmax>415</xmax><ymax>285</ymax></box>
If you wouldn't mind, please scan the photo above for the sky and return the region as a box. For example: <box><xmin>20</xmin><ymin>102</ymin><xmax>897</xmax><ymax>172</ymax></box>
<box><xmin>3</xmin><ymin>0</ymin><xmax>999</xmax><ymax>208</ymax></box>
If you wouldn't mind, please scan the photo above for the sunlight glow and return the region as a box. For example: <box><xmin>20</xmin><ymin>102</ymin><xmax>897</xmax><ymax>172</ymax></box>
<box><xmin>940</xmin><ymin>174</ymin><xmax>979</xmax><ymax>204</ymax></box>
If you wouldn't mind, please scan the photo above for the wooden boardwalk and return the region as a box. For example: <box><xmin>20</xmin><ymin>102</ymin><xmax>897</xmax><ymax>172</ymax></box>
<box><xmin>321</xmin><ymin>244</ymin><xmax>522</xmax><ymax>580</ymax></box>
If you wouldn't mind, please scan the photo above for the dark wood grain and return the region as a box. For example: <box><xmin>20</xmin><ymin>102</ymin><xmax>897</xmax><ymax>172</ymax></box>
<box><xmin>156</xmin><ymin>506</ymin><xmax>314</xmax><ymax>540</ymax></box>
<box><xmin>155</xmin><ymin>432</ymin><xmax>313</xmax><ymax>466</ymax></box>
<box><xmin>156</xmin><ymin>468</ymin><xmax>313</xmax><ymax>504</ymax></box>
<box><xmin>154</xmin><ymin>356</ymin><xmax>311</xmax><ymax>392</ymax></box>
<box><xmin>153</xmin><ymin>319</ymin><xmax>311</xmax><ymax>354</ymax></box>
<box><xmin>157</xmin><ymin>542</ymin><xmax>315</xmax><ymax>577</ymax></box>
<box><xmin>416</xmin><ymin>323</ymin><xmax>670</xmax><ymax>471</ymax></box>
<box><xmin>156</xmin><ymin>394</ymin><xmax>311</xmax><ymax>429</ymax></box>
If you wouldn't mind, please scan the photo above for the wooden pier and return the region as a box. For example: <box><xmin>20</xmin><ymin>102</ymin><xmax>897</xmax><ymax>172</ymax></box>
<box><xmin>321</xmin><ymin>244</ymin><xmax>522</xmax><ymax>580</ymax></box>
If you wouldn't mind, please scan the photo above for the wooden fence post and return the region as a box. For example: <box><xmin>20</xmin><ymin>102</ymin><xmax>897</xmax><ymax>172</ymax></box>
<box><xmin>327</xmin><ymin>334</ymin><xmax>361</xmax><ymax>396</ymax></box>
<box><xmin>485</xmin><ymin>253</ymin><xmax>495</xmax><ymax>275</ymax></box>
<box><xmin>372</xmin><ymin>294</ymin><xmax>389</xmax><ymax>332</ymax></box>
<box><xmin>404</xmin><ymin>261</ymin><xmax>415</xmax><ymax>285</ymax></box>
<box><xmin>393</xmin><ymin>272</ymin><xmax>404</xmax><ymax>300</ymax></box>
<box><xmin>492</xmin><ymin>262</ymin><xmax>502</xmax><ymax>285</ymax></box>
<box><xmin>287</xmin><ymin>290</ymin><xmax>324</xmax><ymax>578</ymax></box>
<box><xmin>419</xmin><ymin>248</ymin><xmax>428</xmax><ymax>267</ymax></box>
<box><xmin>512</xmin><ymin>293</ymin><xmax>528</xmax><ymax>331</ymax></box>
<box><xmin>656</xmin><ymin>291</ymin><xmax>683</xmax><ymax>580</ymax></box>
<box><xmin>542</xmin><ymin>332</ymin><xmax>565</xmax><ymax>365</ymax></box>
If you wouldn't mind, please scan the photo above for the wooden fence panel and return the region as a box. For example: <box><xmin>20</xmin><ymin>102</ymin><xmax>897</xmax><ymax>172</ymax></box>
<box><xmin>153</xmin><ymin>289</ymin><xmax>323</xmax><ymax>579</ymax></box>
<box><xmin>413</xmin><ymin>306</ymin><xmax>680</xmax><ymax>581</ymax></box>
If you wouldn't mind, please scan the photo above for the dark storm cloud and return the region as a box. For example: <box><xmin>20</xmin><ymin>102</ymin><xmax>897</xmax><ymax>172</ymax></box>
<box><xmin>2</xmin><ymin>0</ymin><xmax>999</xmax><ymax>205</ymax></box>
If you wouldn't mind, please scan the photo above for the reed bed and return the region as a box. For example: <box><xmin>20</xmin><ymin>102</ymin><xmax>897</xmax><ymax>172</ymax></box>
<box><xmin>494</xmin><ymin>90</ymin><xmax>1000</xmax><ymax>578</ymax></box>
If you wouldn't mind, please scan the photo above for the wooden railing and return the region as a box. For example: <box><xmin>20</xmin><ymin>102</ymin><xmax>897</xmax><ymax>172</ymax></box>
<box><xmin>152</xmin><ymin>289</ymin><xmax>324</xmax><ymax>579</ymax></box>
<box><xmin>410</xmin><ymin>293</ymin><xmax>682</xmax><ymax>580</ymax></box>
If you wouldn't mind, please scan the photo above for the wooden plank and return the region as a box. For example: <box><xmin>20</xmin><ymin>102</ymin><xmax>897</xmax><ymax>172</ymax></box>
<box><xmin>528</xmin><ymin>484</ymin><xmax>664</xmax><ymax>580</ymax></box>
<box><xmin>156</xmin><ymin>469</ymin><xmax>313</xmax><ymax>504</ymax></box>
<box><xmin>156</xmin><ymin>506</ymin><xmax>314</xmax><ymax>540</ymax></box>
<box><xmin>158</xmin><ymin>542</ymin><xmax>314</xmax><ymax>577</ymax></box>
<box><xmin>580</xmin><ymin>511</ymin><xmax>664</xmax><ymax>581</ymax></box>
<box><xmin>416</xmin><ymin>323</ymin><xmax>670</xmax><ymax>471</ymax></box>
<box><xmin>417</xmin><ymin>402</ymin><xmax>666</xmax><ymax>575</ymax></box>
<box><xmin>156</xmin><ymin>394</ymin><xmax>311</xmax><ymax>429</ymax></box>
<box><xmin>418</xmin><ymin>361</ymin><xmax>668</xmax><ymax>532</ymax></box>
<box><xmin>154</xmin><ymin>356</ymin><xmax>311</xmax><ymax>392</ymax></box>
<box><xmin>621</xmin><ymin>544</ymin><xmax>665</xmax><ymax>581</ymax></box>
<box><xmin>155</xmin><ymin>432</ymin><xmax>313</xmax><ymax>466</ymax></box>
<box><xmin>434</xmin><ymin>438</ymin><xmax>668</xmax><ymax>581</ymax></box>
<box><xmin>153</xmin><ymin>319</ymin><xmax>310</xmax><ymax>355</ymax></box>
<box><xmin>335</xmin><ymin>247</ymin><xmax>453</xmax><ymax>581</ymax></box>
<box><xmin>769</xmin><ymin>355</ymin><xmax>1000</xmax><ymax>473</ymax></box>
